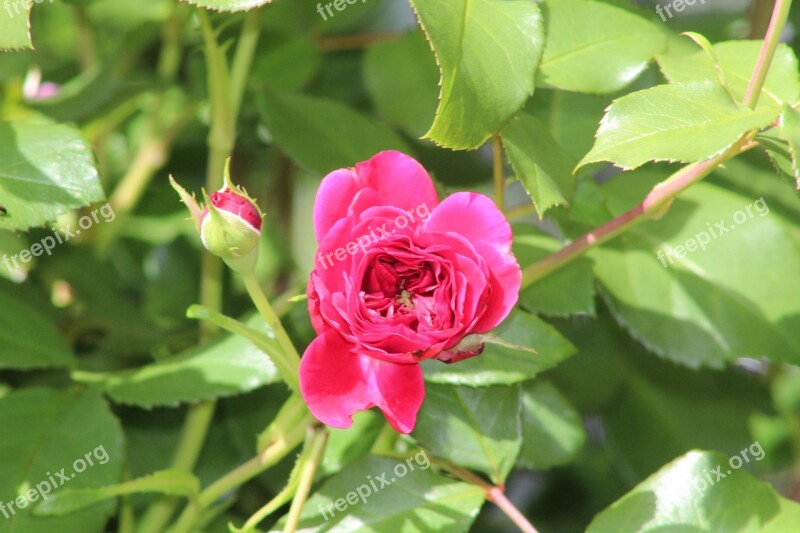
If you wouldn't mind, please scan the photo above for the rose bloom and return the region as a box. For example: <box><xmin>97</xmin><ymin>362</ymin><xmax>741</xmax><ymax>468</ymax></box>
<box><xmin>300</xmin><ymin>151</ymin><xmax>521</xmax><ymax>433</ymax></box>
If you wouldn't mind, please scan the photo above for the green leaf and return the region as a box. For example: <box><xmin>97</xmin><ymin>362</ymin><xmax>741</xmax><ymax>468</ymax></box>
<box><xmin>0</xmin><ymin>388</ymin><xmax>124</xmax><ymax>533</ymax></box>
<box><xmin>772</xmin><ymin>106</ymin><xmax>800</xmax><ymax>188</ymax></box>
<box><xmin>413</xmin><ymin>384</ymin><xmax>522</xmax><ymax>483</ymax></box>
<box><xmin>529</xmin><ymin>90</ymin><xmax>612</xmax><ymax>161</ymax></box>
<box><xmin>319</xmin><ymin>411</ymin><xmax>385</xmax><ymax>477</ymax></box>
<box><xmin>501</xmin><ymin>111</ymin><xmax>578</xmax><ymax>216</ymax></box>
<box><xmin>35</xmin><ymin>469</ymin><xmax>199</xmax><ymax>516</ymax></box>
<box><xmin>518</xmin><ymin>380</ymin><xmax>586</xmax><ymax>470</ymax></box>
<box><xmin>258</xmin><ymin>87</ymin><xmax>411</xmax><ymax>175</ymax></box>
<box><xmin>598</xmin><ymin>333</ymin><xmax>770</xmax><ymax>478</ymax></box>
<box><xmin>422</xmin><ymin>309</ymin><xmax>576</xmax><ymax>386</ymax></box>
<box><xmin>579</xmin><ymin>81</ymin><xmax>781</xmax><ymax>170</ymax></box>
<box><xmin>223</xmin><ymin>386</ymin><xmax>289</xmax><ymax>458</ymax></box>
<box><xmin>545</xmin><ymin>308</ymin><xmax>627</xmax><ymax>413</ymax></box>
<box><xmin>757</xmin><ymin>131</ymin><xmax>799</xmax><ymax>185</ymax></box>
<box><xmin>538</xmin><ymin>0</ymin><xmax>666</xmax><ymax>94</ymax></box>
<box><xmin>271</xmin><ymin>455</ymin><xmax>485</xmax><ymax>532</ymax></box>
<box><xmin>0</xmin><ymin>0</ymin><xmax>31</xmax><ymax>50</ymax></box>
<box><xmin>588</xmin><ymin>450</ymin><xmax>800</xmax><ymax>532</ymax></box>
<box><xmin>0</xmin><ymin>120</ymin><xmax>104</xmax><ymax>232</ymax></box>
<box><xmin>252</xmin><ymin>36</ymin><xmax>321</xmax><ymax>92</ymax></box>
<box><xmin>0</xmin><ymin>288</ymin><xmax>75</xmax><ymax>370</ymax></box>
<box><xmin>177</xmin><ymin>0</ymin><xmax>271</xmax><ymax>12</ymax></box>
<box><xmin>408</xmin><ymin>0</ymin><xmax>544</xmax><ymax>149</ymax></box>
<box><xmin>657</xmin><ymin>41</ymin><xmax>800</xmax><ymax>110</ymax></box>
<box><xmin>514</xmin><ymin>230</ymin><xmax>596</xmax><ymax>317</ymax></box>
<box><xmin>363</xmin><ymin>31</ymin><xmax>440</xmax><ymax>139</ymax></box>
<box><xmin>188</xmin><ymin>304</ymin><xmax>298</xmax><ymax>391</ymax></box>
<box><xmin>593</xmin><ymin>175</ymin><xmax>800</xmax><ymax>367</ymax></box>
<box><xmin>712</xmin><ymin>156</ymin><xmax>800</xmax><ymax>220</ymax></box>
<box><xmin>72</xmin><ymin>314</ymin><xmax>281</xmax><ymax>407</ymax></box>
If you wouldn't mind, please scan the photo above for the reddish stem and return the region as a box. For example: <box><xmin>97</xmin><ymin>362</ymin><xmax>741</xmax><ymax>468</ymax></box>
<box><xmin>487</xmin><ymin>487</ymin><xmax>539</xmax><ymax>533</ymax></box>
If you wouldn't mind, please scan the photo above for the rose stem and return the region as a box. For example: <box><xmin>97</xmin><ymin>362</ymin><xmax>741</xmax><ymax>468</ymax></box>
<box><xmin>243</xmin><ymin>271</ymin><xmax>302</xmax><ymax>386</ymax></box>
<box><xmin>136</xmin><ymin>9</ymin><xmax>263</xmax><ymax>533</ymax></box>
<box><xmin>169</xmin><ymin>421</ymin><xmax>309</xmax><ymax>533</ymax></box>
<box><xmin>432</xmin><ymin>457</ymin><xmax>539</xmax><ymax>533</ymax></box>
<box><xmin>282</xmin><ymin>427</ymin><xmax>329</xmax><ymax>533</ymax></box>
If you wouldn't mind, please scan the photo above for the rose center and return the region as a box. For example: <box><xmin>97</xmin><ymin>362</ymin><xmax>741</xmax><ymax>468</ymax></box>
<box><xmin>362</xmin><ymin>255</ymin><xmax>437</xmax><ymax>319</ymax></box>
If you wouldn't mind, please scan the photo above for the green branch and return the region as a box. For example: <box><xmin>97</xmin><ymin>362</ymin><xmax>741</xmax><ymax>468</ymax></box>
<box><xmin>520</xmin><ymin>0</ymin><xmax>792</xmax><ymax>288</ymax></box>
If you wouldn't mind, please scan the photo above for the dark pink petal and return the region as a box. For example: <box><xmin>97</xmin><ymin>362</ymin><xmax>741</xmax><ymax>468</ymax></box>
<box><xmin>313</xmin><ymin>168</ymin><xmax>360</xmax><ymax>242</ymax></box>
<box><xmin>424</xmin><ymin>192</ymin><xmax>520</xmax><ymax>330</ymax></box>
<box><xmin>424</xmin><ymin>192</ymin><xmax>512</xmax><ymax>254</ymax></box>
<box><xmin>354</xmin><ymin>151</ymin><xmax>439</xmax><ymax>213</ymax></box>
<box><xmin>472</xmin><ymin>245</ymin><xmax>521</xmax><ymax>332</ymax></box>
<box><xmin>207</xmin><ymin>188</ymin><xmax>262</xmax><ymax>230</ymax></box>
<box><xmin>313</xmin><ymin>152</ymin><xmax>439</xmax><ymax>241</ymax></box>
<box><xmin>305</xmin><ymin>275</ymin><xmax>327</xmax><ymax>334</ymax></box>
<box><xmin>299</xmin><ymin>329</ymin><xmax>425</xmax><ymax>433</ymax></box>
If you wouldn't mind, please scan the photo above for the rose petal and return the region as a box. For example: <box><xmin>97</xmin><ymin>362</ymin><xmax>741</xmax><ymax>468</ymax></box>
<box><xmin>299</xmin><ymin>329</ymin><xmax>425</xmax><ymax>433</ymax></box>
<box><xmin>313</xmin><ymin>151</ymin><xmax>439</xmax><ymax>241</ymax></box>
<box><xmin>472</xmin><ymin>244</ymin><xmax>521</xmax><ymax>332</ymax></box>
<box><xmin>424</xmin><ymin>192</ymin><xmax>520</xmax><ymax>330</ymax></box>
<box><xmin>354</xmin><ymin>150</ymin><xmax>439</xmax><ymax>212</ymax></box>
<box><xmin>424</xmin><ymin>192</ymin><xmax>512</xmax><ymax>254</ymax></box>
<box><xmin>313</xmin><ymin>168</ymin><xmax>360</xmax><ymax>242</ymax></box>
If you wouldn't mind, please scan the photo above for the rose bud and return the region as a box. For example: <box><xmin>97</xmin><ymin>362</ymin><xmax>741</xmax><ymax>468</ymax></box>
<box><xmin>200</xmin><ymin>187</ymin><xmax>262</xmax><ymax>259</ymax></box>
<box><xmin>170</xmin><ymin>159</ymin><xmax>264</xmax><ymax>273</ymax></box>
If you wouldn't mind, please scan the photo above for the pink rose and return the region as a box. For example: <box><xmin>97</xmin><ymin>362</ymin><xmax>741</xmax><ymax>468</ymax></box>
<box><xmin>299</xmin><ymin>151</ymin><xmax>521</xmax><ymax>433</ymax></box>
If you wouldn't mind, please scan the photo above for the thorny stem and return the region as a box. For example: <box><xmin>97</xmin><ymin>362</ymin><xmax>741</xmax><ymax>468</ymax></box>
<box><xmin>742</xmin><ymin>0</ymin><xmax>792</xmax><ymax>109</ymax></box>
<box><xmin>433</xmin><ymin>457</ymin><xmax>538</xmax><ymax>533</ymax></box>
<box><xmin>487</xmin><ymin>488</ymin><xmax>539</xmax><ymax>533</ymax></box>
<box><xmin>138</xmin><ymin>10</ymin><xmax>263</xmax><ymax>533</ymax></box>
<box><xmin>169</xmin><ymin>420</ymin><xmax>308</xmax><ymax>533</ymax></box>
<box><xmin>243</xmin><ymin>271</ymin><xmax>302</xmax><ymax>390</ymax></box>
<box><xmin>282</xmin><ymin>427</ymin><xmax>329</xmax><ymax>533</ymax></box>
<box><xmin>520</xmin><ymin>0</ymin><xmax>792</xmax><ymax>288</ymax></box>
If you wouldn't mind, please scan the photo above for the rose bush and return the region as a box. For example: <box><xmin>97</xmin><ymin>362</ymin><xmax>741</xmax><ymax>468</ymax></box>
<box><xmin>299</xmin><ymin>151</ymin><xmax>521</xmax><ymax>433</ymax></box>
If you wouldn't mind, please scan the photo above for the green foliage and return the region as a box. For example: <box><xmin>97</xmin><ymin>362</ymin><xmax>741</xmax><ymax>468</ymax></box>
<box><xmin>580</xmin><ymin>81</ymin><xmax>781</xmax><ymax>170</ymax></box>
<box><xmin>71</xmin><ymin>313</ymin><xmax>282</xmax><ymax>407</ymax></box>
<box><xmin>513</xmin><ymin>230</ymin><xmax>596</xmax><ymax>316</ymax></box>
<box><xmin>258</xmin><ymin>87</ymin><xmax>410</xmax><ymax>175</ymax></box>
<box><xmin>518</xmin><ymin>380</ymin><xmax>586</xmax><ymax>469</ymax></box>
<box><xmin>35</xmin><ymin>469</ymin><xmax>199</xmax><ymax>516</ymax></box>
<box><xmin>421</xmin><ymin>309</ymin><xmax>576</xmax><ymax>386</ymax></box>
<box><xmin>363</xmin><ymin>31</ymin><xmax>439</xmax><ymax>139</ymax></box>
<box><xmin>0</xmin><ymin>288</ymin><xmax>75</xmax><ymax>369</ymax></box>
<box><xmin>409</xmin><ymin>0</ymin><xmax>544</xmax><ymax>149</ymax></box>
<box><xmin>2</xmin><ymin>0</ymin><xmax>800</xmax><ymax>531</ymax></box>
<box><xmin>501</xmin><ymin>111</ymin><xmax>578</xmax><ymax>215</ymax></box>
<box><xmin>593</xmin><ymin>174</ymin><xmax>800</xmax><ymax>367</ymax></box>
<box><xmin>657</xmin><ymin>41</ymin><xmax>800</xmax><ymax>109</ymax></box>
<box><xmin>274</xmin><ymin>455</ymin><xmax>486</xmax><ymax>532</ymax></box>
<box><xmin>538</xmin><ymin>0</ymin><xmax>666</xmax><ymax>93</ymax></box>
<box><xmin>763</xmin><ymin>105</ymin><xmax>800</xmax><ymax>187</ymax></box>
<box><xmin>0</xmin><ymin>0</ymin><xmax>31</xmax><ymax>50</ymax></box>
<box><xmin>413</xmin><ymin>384</ymin><xmax>522</xmax><ymax>483</ymax></box>
<box><xmin>0</xmin><ymin>388</ymin><xmax>123</xmax><ymax>533</ymax></box>
<box><xmin>589</xmin><ymin>450</ymin><xmax>800</xmax><ymax>532</ymax></box>
<box><xmin>0</xmin><ymin>120</ymin><xmax>104</xmax><ymax>231</ymax></box>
